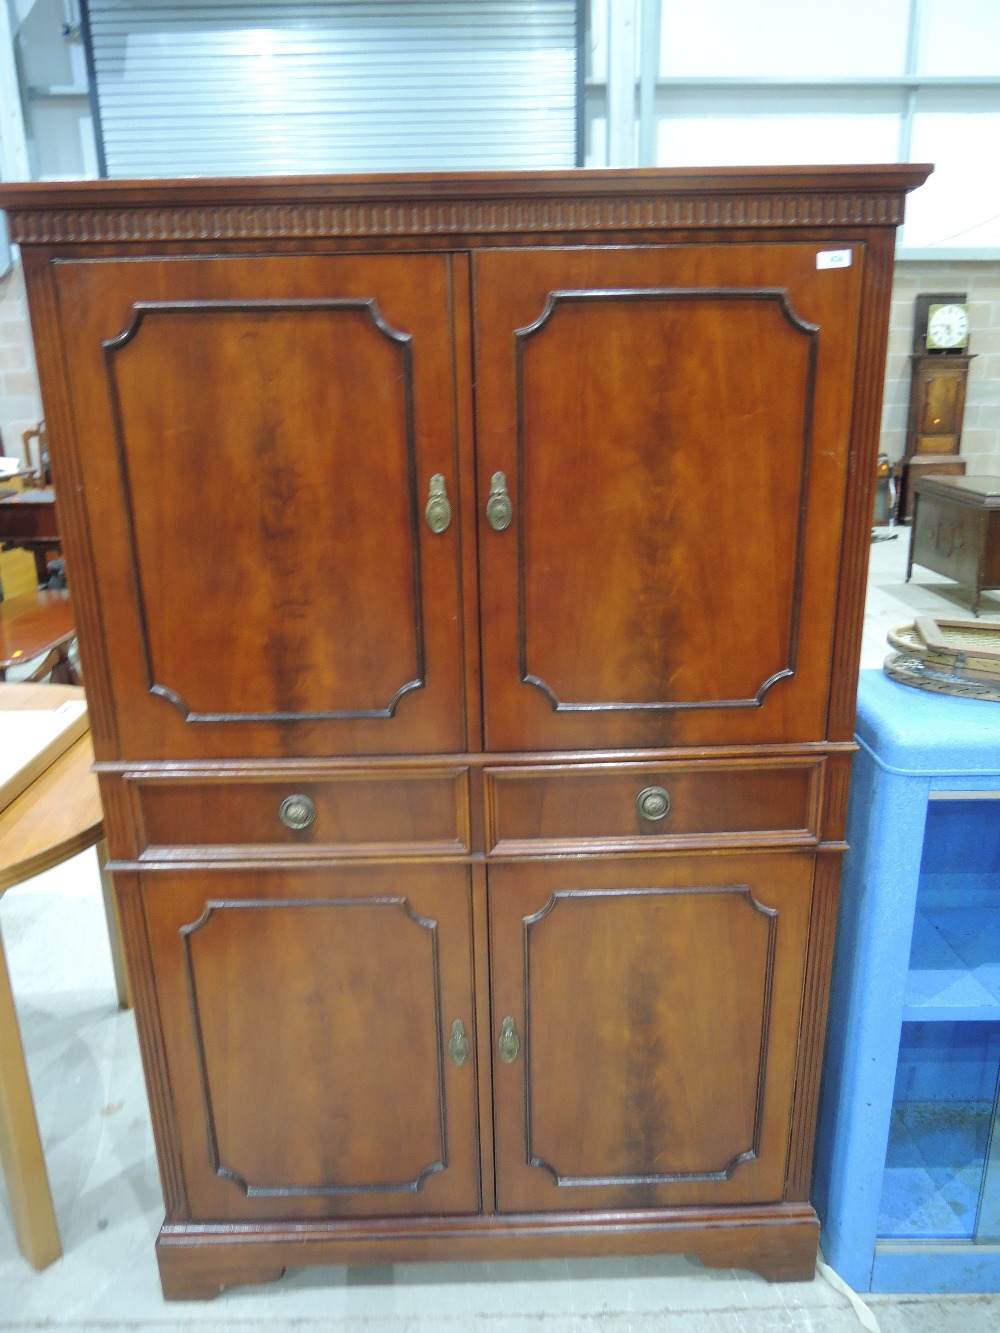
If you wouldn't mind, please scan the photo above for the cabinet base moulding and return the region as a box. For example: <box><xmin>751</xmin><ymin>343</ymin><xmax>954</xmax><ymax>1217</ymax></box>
<box><xmin>155</xmin><ymin>1206</ymin><xmax>821</xmax><ymax>1300</ymax></box>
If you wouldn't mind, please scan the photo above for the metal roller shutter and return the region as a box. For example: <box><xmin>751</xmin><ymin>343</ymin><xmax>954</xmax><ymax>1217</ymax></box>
<box><xmin>82</xmin><ymin>0</ymin><xmax>582</xmax><ymax>176</ymax></box>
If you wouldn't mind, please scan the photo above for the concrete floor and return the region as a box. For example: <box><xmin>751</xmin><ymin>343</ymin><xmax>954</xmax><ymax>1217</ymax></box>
<box><xmin>858</xmin><ymin>522</ymin><xmax>1000</xmax><ymax>670</ymax></box>
<box><xmin>2</xmin><ymin>527</ymin><xmax>1000</xmax><ymax>1331</ymax></box>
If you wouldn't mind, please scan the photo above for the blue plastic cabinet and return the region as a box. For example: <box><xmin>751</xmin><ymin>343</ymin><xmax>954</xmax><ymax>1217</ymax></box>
<box><xmin>814</xmin><ymin>670</ymin><xmax>1000</xmax><ymax>1293</ymax></box>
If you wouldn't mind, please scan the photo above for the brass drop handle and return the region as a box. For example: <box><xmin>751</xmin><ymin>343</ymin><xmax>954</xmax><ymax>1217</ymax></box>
<box><xmin>636</xmin><ymin>786</ymin><xmax>671</xmax><ymax>822</ymax></box>
<box><xmin>279</xmin><ymin>794</ymin><xmax>316</xmax><ymax>831</ymax></box>
<box><xmin>424</xmin><ymin>473</ymin><xmax>452</xmax><ymax>534</ymax></box>
<box><xmin>486</xmin><ymin>471</ymin><xmax>513</xmax><ymax>532</ymax></box>
<box><xmin>448</xmin><ymin>1018</ymin><xmax>470</xmax><ymax>1067</ymax></box>
<box><xmin>498</xmin><ymin>1015</ymin><xmax>520</xmax><ymax>1063</ymax></box>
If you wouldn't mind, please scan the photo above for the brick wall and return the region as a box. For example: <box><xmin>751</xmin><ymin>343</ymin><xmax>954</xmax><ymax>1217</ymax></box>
<box><xmin>882</xmin><ymin>261</ymin><xmax>1000</xmax><ymax>474</ymax></box>
<box><xmin>0</xmin><ymin>261</ymin><xmax>43</xmax><ymax>467</ymax></box>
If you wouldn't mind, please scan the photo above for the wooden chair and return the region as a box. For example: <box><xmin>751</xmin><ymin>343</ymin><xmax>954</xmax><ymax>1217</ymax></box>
<box><xmin>19</xmin><ymin>423</ymin><xmax>49</xmax><ymax>489</ymax></box>
<box><xmin>0</xmin><ymin>424</ymin><xmax>62</xmax><ymax>592</ymax></box>
<box><xmin>0</xmin><ymin>426</ymin><xmax>31</xmax><ymax>503</ymax></box>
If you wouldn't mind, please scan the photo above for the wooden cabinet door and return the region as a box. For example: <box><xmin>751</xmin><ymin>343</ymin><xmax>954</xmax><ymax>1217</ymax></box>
<box><xmin>142</xmin><ymin>864</ymin><xmax>480</xmax><ymax>1220</ymax></box>
<box><xmin>489</xmin><ymin>853</ymin><xmax>814</xmax><ymax>1212</ymax></box>
<box><xmin>53</xmin><ymin>254</ymin><xmax>466</xmax><ymax>759</ymax></box>
<box><xmin>473</xmin><ymin>244</ymin><xmax>864</xmax><ymax>750</ymax></box>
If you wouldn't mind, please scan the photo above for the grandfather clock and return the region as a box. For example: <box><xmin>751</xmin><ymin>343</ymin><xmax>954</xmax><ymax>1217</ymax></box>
<box><xmin>896</xmin><ymin>292</ymin><xmax>973</xmax><ymax>521</ymax></box>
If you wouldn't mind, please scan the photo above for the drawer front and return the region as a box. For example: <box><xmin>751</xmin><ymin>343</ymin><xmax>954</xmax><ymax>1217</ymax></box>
<box><xmin>486</xmin><ymin>761</ymin><xmax>822</xmax><ymax>852</ymax></box>
<box><xmin>132</xmin><ymin>769</ymin><xmax>470</xmax><ymax>857</ymax></box>
<box><xmin>0</xmin><ymin>496</ymin><xmax>60</xmax><ymax>539</ymax></box>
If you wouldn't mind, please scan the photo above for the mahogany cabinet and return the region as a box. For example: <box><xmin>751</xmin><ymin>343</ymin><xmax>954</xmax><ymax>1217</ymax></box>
<box><xmin>0</xmin><ymin>165</ymin><xmax>929</xmax><ymax>1299</ymax></box>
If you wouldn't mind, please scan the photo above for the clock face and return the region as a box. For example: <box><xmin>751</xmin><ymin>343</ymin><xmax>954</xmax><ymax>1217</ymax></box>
<box><xmin>927</xmin><ymin>303</ymin><xmax>970</xmax><ymax>350</ymax></box>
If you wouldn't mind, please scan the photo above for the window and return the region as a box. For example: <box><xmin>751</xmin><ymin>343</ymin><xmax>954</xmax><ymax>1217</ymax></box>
<box><xmin>585</xmin><ymin>0</ymin><xmax>1000</xmax><ymax>254</ymax></box>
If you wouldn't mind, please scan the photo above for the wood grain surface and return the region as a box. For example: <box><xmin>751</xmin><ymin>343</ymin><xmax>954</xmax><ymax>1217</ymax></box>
<box><xmin>0</xmin><ymin>590</ymin><xmax>73</xmax><ymax>673</ymax></box>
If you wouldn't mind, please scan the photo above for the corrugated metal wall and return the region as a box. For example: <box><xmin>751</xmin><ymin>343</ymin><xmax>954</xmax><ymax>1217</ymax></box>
<box><xmin>84</xmin><ymin>1</ymin><xmax>580</xmax><ymax>176</ymax></box>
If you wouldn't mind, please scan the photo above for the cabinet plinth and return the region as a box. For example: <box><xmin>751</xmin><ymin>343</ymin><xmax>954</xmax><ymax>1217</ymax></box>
<box><xmin>0</xmin><ymin>165</ymin><xmax>929</xmax><ymax>1299</ymax></box>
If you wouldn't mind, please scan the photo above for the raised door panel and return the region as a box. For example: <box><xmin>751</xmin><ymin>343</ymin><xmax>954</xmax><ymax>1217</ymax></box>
<box><xmin>52</xmin><ymin>255</ymin><xmax>465</xmax><ymax>758</ymax></box>
<box><xmin>473</xmin><ymin>244</ymin><xmax>864</xmax><ymax>750</ymax></box>
<box><xmin>489</xmin><ymin>853</ymin><xmax>814</xmax><ymax>1211</ymax></box>
<box><xmin>142</xmin><ymin>864</ymin><xmax>480</xmax><ymax>1219</ymax></box>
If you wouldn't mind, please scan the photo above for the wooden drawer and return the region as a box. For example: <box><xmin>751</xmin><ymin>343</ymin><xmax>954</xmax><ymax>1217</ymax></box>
<box><xmin>486</xmin><ymin>761</ymin><xmax>822</xmax><ymax>853</ymax></box>
<box><xmin>129</xmin><ymin>768</ymin><xmax>470</xmax><ymax>859</ymax></box>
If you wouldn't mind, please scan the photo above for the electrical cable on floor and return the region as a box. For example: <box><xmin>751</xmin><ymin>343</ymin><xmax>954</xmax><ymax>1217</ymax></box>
<box><xmin>817</xmin><ymin>1258</ymin><xmax>882</xmax><ymax>1332</ymax></box>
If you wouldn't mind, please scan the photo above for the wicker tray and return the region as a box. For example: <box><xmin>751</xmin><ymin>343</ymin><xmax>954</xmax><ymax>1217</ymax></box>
<box><xmin>885</xmin><ymin>616</ymin><xmax>1000</xmax><ymax>700</ymax></box>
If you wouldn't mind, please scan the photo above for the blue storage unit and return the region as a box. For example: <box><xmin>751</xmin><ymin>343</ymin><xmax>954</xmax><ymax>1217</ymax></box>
<box><xmin>814</xmin><ymin>670</ymin><xmax>1000</xmax><ymax>1293</ymax></box>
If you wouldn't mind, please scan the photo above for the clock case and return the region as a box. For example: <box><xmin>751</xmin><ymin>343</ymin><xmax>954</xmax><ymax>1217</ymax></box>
<box><xmin>896</xmin><ymin>293</ymin><xmax>974</xmax><ymax>522</ymax></box>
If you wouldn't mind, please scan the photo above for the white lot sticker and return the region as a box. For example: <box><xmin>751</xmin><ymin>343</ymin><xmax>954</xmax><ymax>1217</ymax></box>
<box><xmin>816</xmin><ymin>249</ymin><xmax>853</xmax><ymax>270</ymax></box>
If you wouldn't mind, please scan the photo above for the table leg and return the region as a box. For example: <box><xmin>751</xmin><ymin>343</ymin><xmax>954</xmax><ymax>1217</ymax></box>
<box><xmin>24</xmin><ymin>646</ymin><xmax>63</xmax><ymax>684</ymax></box>
<box><xmin>96</xmin><ymin>839</ymin><xmax>131</xmax><ymax>1011</ymax></box>
<box><xmin>0</xmin><ymin>924</ymin><xmax>62</xmax><ymax>1269</ymax></box>
<box><xmin>31</xmin><ymin>551</ymin><xmax>48</xmax><ymax>589</ymax></box>
<box><xmin>905</xmin><ymin>494</ymin><xmax>918</xmax><ymax>583</ymax></box>
<box><xmin>48</xmin><ymin>656</ymin><xmax>72</xmax><ymax>685</ymax></box>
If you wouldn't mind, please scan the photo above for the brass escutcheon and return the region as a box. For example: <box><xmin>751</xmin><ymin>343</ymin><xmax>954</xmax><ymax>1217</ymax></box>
<box><xmin>424</xmin><ymin>473</ymin><xmax>452</xmax><ymax>534</ymax></box>
<box><xmin>486</xmin><ymin>471</ymin><xmax>513</xmax><ymax>532</ymax></box>
<box><xmin>449</xmin><ymin>1018</ymin><xmax>470</xmax><ymax>1067</ymax></box>
<box><xmin>498</xmin><ymin>1015</ymin><xmax>520</xmax><ymax>1063</ymax></box>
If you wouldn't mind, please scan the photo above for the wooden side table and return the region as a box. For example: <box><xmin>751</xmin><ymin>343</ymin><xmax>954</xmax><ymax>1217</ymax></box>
<box><xmin>0</xmin><ymin>488</ymin><xmax>61</xmax><ymax>591</ymax></box>
<box><xmin>908</xmin><ymin>475</ymin><xmax>1000</xmax><ymax>616</ymax></box>
<box><xmin>0</xmin><ymin>683</ymin><xmax>127</xmax><ymax>1271</ymax></box>
<box><xmin>0</xmin><ymin>589</ymin><xmax>76</xmax><ymax>683</ymax></box>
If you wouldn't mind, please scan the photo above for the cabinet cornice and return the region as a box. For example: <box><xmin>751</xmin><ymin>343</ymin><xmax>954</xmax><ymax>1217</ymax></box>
<box><xmin>1</xmin><ymin>165</ymin><xmax>931</xmax><ymax>246</ymax></box>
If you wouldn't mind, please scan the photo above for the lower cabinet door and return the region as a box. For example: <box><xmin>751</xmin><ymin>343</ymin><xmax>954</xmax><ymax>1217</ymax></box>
<box><xmin>142</xmin><ymin>863</ymin><xmax>481</xmax><ymax>1220</ymax></box>
<box><xmin>489</xmin><ymin>853</ymin><xmax>815</xmax><ymax>1212</ymax></box>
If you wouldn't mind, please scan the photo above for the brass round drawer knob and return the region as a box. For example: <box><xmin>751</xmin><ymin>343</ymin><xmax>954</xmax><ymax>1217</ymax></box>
<box><xmin>636</xmin><ymin>786</ymin><xmax>671</xmax><ymax>822</ymax></box>
<box><xmin>279</xmin><ymin>794</ymin><xmax>317</xmax><ymax>831</ymax></box>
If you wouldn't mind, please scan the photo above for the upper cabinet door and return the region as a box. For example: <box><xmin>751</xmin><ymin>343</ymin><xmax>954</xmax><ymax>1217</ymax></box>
<box><xmin>473</xmin><ymin>245</ymin><xmax>864</xmax><ymax>751</ymax></box>
<box><xmin>54</xmin><ymin>255</ymin><xmax>466</xmax><ymax>759</ymax></box>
